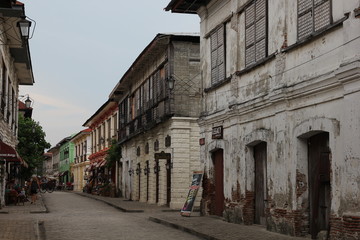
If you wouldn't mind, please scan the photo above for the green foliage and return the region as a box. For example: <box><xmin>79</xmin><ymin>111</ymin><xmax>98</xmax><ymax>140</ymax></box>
<box><xmin>17</xmin><ymin>115</ymin><xmax>51</xmax><ymax>179</ymax></box>
<box><xmin>105</xmin><ymin>139</ymin><xmax>121</xmax><ymax>168</ymax></box>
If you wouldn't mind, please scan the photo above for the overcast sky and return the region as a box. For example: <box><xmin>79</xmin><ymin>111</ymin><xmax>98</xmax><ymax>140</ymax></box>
<box><xmin>19</xmin><ymin>1</ymin><xmax>199</xmax><ymax>147</ymax></box>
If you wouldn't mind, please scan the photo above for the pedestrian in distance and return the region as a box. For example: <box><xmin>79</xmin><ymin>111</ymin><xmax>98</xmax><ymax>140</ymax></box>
<box><xmin>30</xmin><ymin>175</ymin><xmax>40</xmax><ymax>204</ymax></box>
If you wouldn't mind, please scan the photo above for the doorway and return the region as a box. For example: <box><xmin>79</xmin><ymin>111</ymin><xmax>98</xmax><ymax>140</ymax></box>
<box><xmin>308</xmin><ymin>132</ymin><xmax>331</xmax><ymax>239</ymax></box>
<box><xmin>166</xmin><ymin>158</ymin><xmax>171</xmax><ymax>206</ymax></box>
<box><xmin>254</xmin><ymin>142</ymin><xmax>267</xmax><ymax>225</ymax></box>
<box><xmin>212</xmin><ymin>149</ymin><xmax>224</xmax><ymax>216</ymax></box>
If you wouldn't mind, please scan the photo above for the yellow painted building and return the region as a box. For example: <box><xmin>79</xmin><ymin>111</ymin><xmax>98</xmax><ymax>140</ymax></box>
<box><xmin>70</xmin><ymin>129</ymin><xmax>91</xmax><ymax>192</ymax></box>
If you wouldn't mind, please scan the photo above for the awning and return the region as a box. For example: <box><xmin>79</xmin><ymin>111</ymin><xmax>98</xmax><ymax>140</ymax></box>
<box><xmin>0</xmin><ymin>140</ymin><xmax>19</xmax><ymax>160</ymax></box>
<box><xmin>0</xmin><ymin>140</ymin><xmax>26</xmax><ymax>166</ymax></box>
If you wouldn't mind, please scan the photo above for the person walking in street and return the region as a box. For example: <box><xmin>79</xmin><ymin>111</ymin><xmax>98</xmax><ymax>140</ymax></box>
<box><xmin>30</xmin><ymin>175</ymin><xmax>40</xmax><ymax>204</ymax></box>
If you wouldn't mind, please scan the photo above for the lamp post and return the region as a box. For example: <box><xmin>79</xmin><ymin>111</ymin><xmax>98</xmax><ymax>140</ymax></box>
<box><xmin>17</xmin><ymin>16</ymin><xmax>32</xmax><ymax>39</ymax></box>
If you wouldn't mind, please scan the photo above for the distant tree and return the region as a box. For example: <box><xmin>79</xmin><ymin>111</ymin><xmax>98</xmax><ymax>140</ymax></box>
<box><xmin>105</xmin><ymin>139</ymin><xmax>121</xmax><ymax>168</ymax></box>
<box><xmin>17</xmin><ymin>115</ymin><xmax>51</xmax><ymax>180</ymax></box>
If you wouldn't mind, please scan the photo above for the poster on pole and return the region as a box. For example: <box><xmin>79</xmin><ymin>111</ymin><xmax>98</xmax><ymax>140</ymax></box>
<box><xmin>181</xmin><ymin>171</ymin><xmax>203</xmax><ymax>217</ymax></box>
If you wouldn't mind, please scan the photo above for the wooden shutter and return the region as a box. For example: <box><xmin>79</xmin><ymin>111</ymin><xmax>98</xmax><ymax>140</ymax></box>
<box><xmin>210</xmin><ymin>25</ymin><xmax>225</xmax><ymax>85</ymax></box>
<box><xmin>255</xmin><ymin>0</ymin><xmax>266</xmax><ymax>61</ymax></box>
<box><xmin>314</xmin><ymin>0</ymin><xmax>330</xmax><ymax>32</ymax></box>
<box><xmin>298</xmin><ymin>0</ymin><xmax>331</xmax><ymax>39</ymax></box>
<box><xmin>245</xmin><ymin>0</ymin><xmax>267</xmax><ymax>67</ymax></box>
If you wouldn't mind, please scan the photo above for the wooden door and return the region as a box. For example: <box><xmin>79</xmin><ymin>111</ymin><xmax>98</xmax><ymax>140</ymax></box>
<box><xmin>254</xmin><ymin>142</ymin><xmax>267</xmax><ymax>225</ymax></box>
<box><xmin>308</xmin><ymin>132</ymin><xmax>330</xmax><ymax>239</ymax></box>
<box><xmin>166</xmin><ymin>158</ymin><xmax>171</xmax><ymax>206</ymax></box>
<box><xmin>213</xmin><ymin>149</ymin><xmax>224</xmax><ymax>216</ymax></box>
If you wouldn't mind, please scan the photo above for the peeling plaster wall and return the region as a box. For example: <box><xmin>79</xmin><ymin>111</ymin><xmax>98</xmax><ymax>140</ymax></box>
<box><xmin>198</xmin><ymin>0</ymin><xmax>360</xmax><ymax>238</ymax></box>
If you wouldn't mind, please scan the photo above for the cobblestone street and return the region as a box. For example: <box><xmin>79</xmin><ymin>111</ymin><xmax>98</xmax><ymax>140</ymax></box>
<box><xmin>0</xmin><ymin>191</ymin><xmax>310</xmax><ymax>240</ymax></box>
<box><xmin>37</xmin><ymin>192</ymin><xmax>200</xmax><ymax>240</ymax></box>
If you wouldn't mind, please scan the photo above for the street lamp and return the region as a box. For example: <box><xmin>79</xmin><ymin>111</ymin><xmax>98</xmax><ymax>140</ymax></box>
<box><xmin>167</xmin><ymin>75</ymin><xmax>175</xmax><ymax>91</ymax></box>
<box><xmin>24</xmin><ymin>96</ymin><xmax>32</xmax><ymax>108</ymax></box>
<box><xmin>17</xmin><ymin>16</ymin><xmax>32</xmax><ymax>39</ymax></box>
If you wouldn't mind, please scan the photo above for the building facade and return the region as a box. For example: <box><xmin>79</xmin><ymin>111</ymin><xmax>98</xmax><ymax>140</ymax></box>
<box><xmin>83</xmin><ymin>99</ymin><xmax>118</xmax><ymax>195</ymax></box>
<box><xmin>0</xmin><ymin>0</ymin><xmax>34</xmax><ymax>207</ymax></box>
<box><xmin>47</xmin><ymin>145</ymin><xmax>60</xmax><ymax>178</ymax></box>
<box><xmin>166</xmin><ymin>0</ymin><xmax>360</xmax><ymax>239</ymax></box>
<box><xmin>70</xmin><ymin>128</ymin><xmax>91</xmax><ymax>191</ymax></box>
<box><xmin>42</xmin><ymin>152</ymin><xmax>53</xmax><ymax>177</ymax></box>
<box><xmin>109</xmin><ymin>33</ymin><xmax>202</xmax><ymax>208</ymax></box>
<box><xmin>58</xmin><ymin>136</ymin><xmax>75</xmax><ymax>184</ymax></box>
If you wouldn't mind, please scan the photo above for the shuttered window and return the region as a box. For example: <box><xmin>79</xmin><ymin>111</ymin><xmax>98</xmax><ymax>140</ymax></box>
<box><xmin>210</xmin><ymin>25</ymin><xmax>225</xmax><ymax>85</ymax></box>
<box><xmin>245</xmin><ymin>0</ymin><xmax>267</xmax><ymax>67</ymax></box>
<box><xmin>298</xmin><ymin>0</ymin><xmax>331</xmax><ymax>40</ymax></box>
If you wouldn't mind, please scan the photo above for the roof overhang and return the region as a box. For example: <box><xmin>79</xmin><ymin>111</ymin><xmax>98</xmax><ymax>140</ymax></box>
<box><xmin>0</xmin><ymin>3</ymin><xmax>34</xmax><ymax>85</ymax></box>
<box><xmin>164</xmin><ymin>0</ymin><xmax>210</xmax><ymax>14</ymax></box>
<box><xmin>83</xmin><ymin>99</ymin><xmax>118</xmax><ymax>128</ymax></box>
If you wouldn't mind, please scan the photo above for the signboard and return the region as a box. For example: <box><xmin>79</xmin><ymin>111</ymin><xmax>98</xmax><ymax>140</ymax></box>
<box><xmin>212</xmin><ymin>126</ymin><xmax>223</xmax><ymax>139</ymax></box>
<box><xmin>181</xmin><ymin>171</ymin><xmax>203</xmax><ymax>217</ymax></box>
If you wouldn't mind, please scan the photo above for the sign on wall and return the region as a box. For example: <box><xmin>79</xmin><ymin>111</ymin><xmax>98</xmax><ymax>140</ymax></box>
<box><xmin>212</xmin><ymin>126</ymin><xmax>223</xmax><ymax>139</ymax></box>
<box><xmin>181</xmin><ymin>171</ymin><xmax>203</xmax><ymax>217</ymax></box>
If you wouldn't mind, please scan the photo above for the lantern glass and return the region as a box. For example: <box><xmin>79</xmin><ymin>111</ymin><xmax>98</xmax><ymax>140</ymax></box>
<box><xmin>17</xmin><ymin>18</ymin><xmax>31</xmax><ymax>39</ymax></box>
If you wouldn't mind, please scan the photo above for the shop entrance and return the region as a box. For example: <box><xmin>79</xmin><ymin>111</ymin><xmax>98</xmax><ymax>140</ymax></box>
<box><xmin>212</xmin><ymin>149</ymin><xmax>224</xmax><ymax>216</ymax></box>
<box><xmin>308</xmin><ymin>132</ymin><xmax>331</xmax><ymax>239</ymax></box>
<box><xmin>254</xmin><ymin>142</ymin><xmax>267</xmax><ymax>225</ymax></box>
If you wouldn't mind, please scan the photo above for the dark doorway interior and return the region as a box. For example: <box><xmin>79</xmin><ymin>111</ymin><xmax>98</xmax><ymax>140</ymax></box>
<box><xmin>254</xmin><ymin>142</ymin><xmax>267</xmax><ymax>225</ymax></box>
<box><xmin>308</xmin><ymin>132</ymin><xmax>331</xmax><ymax>239</ymax></box>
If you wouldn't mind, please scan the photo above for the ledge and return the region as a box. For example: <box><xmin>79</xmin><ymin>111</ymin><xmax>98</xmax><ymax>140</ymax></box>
<box><xmin>235</xmin><ymin>52</ymin><xmax>277</xmax><ymax>77</ymax></box>
<box><xmin>204</xmin><ymin>76</ymin><xmax>232</xmax><ymax>93</ymax></box>
<box><xmin>281</xmin><ymin>13</ymin><xmax>350</xmax><ymax>53</ymax></box>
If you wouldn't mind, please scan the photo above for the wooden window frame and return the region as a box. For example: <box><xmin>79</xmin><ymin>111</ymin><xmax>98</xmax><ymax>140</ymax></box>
<box><xmin>245</xmin><ymin>0</ymin><xmax>268</xmax><ymax>67</ymax></box>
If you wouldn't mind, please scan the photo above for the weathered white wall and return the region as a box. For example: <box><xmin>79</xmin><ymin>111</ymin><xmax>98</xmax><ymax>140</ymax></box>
<box><xmin>197</xmin><ymin>0</ymin><xmax>360</xmax><ymax>237</ymax></box>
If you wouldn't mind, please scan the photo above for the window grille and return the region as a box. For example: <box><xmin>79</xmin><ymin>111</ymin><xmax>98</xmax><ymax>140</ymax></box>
<box><xmin>245</xmin><ymin>0</ymin><xmax>267</xmax><ymax>67</ymax></box>
<box><xmin>210</xmin><ymin>25</ymin><xmax>225</xmax><ymax>85</ymax></box>
<box><xmin>298</xmin><ymin>0</ymin><xmax>331</xmax><ymax>40</ymax></box>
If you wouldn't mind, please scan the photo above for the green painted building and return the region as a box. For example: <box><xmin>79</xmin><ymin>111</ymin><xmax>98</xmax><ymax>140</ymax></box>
<box><xmin>58</xmin><ymin>134</ymin><xmax>75</xmax><ymax>183</ymax></box>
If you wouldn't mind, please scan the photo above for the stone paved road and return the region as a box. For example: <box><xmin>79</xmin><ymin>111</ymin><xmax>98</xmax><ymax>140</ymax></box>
<box><xmin>39</xmin><ymin>191</ymin><xmax>201</xmax><ymax>240</ymax></box>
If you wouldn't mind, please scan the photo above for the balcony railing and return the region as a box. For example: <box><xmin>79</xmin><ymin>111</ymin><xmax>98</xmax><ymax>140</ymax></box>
<box><xmin>118</xmin><ymin>96</ymin><xmax>171</xmax><ymax>143</ymax></box>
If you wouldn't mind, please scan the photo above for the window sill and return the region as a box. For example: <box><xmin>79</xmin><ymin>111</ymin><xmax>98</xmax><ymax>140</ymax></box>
<box><xmin>204</xmin><ymin>76</ymin><xmax>232</xmax><ymax>93</ymax></box>
<box><xmin>235</xmin><ymin>52</ymin><xmax>277</xmax><ymax>77</ymax></box>
<box><xmin>281</xmin><ymin>13</ymin><xmax>349</xmax><ymax>53</ymax></box>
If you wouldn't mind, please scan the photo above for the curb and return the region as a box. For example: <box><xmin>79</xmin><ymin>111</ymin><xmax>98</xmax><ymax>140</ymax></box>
<box><xmin>74</xmin><ymin>192</ymin><xmax>144</xmax><ymax>213</ymax></box>
<box><xmin>148</xmin><ymin>216</ymin><xmax>218</xmax><ymax>240</ymax></box>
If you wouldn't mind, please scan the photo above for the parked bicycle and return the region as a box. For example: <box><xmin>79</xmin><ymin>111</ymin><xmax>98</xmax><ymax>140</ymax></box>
<box><xmin>39</xmin><ymin>181</ymin><xmax>55</xmax><ymax>193</ymax></box>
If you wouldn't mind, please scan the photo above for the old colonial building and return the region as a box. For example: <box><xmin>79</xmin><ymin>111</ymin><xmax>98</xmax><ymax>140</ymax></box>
<box><xmin>70</xmin><ymin>128</ymin><xmax>91</xmax><ymax>191</ymax></box>
<box><xmin>166</xmin><ymin>0</ymin><xmax>360</xmax><ymax>239</ymax></box>
<box><xmin>0</xmin><ymin>0</ymin><xmax>34</xmax><ymax>207</ymax></box>
<box><xmin>109</xmin><ymin>33</ymin><xmax>201</xmax><ymax>208</ymax></box>
<box><xmin>83</xmin><ymin>99</ymin><xmax>118</xmax><ymax>194</ymax></box>
<box><xmin>58</xmin><ymin>135</ymin><xmax>75</xmax><ymax>184</ymax></box>
<box><xmin>47</xmin><ymin>145</ymin><xmax>60</xmax><ymax>178</ymax></box>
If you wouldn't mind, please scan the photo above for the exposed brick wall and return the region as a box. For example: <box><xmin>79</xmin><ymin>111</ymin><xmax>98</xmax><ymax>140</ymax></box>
<box><xmin>201</xmin><ymin>172</ymin><xmax>215</xmax><ymax>215</ymax></box>
<box><xmin>243</xmin><ymin>190</ymin><xmax>255</xmax><ymax>225</ymax></box>
<box><xmin>330</xmin><ymin>215</ymin><xmax>360</xmax><ymax>239</ymax></box>
<box><xmin>296</xmin><ymin>170</ymin><xmax>307</xmax><ymax>198</ymax></box>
